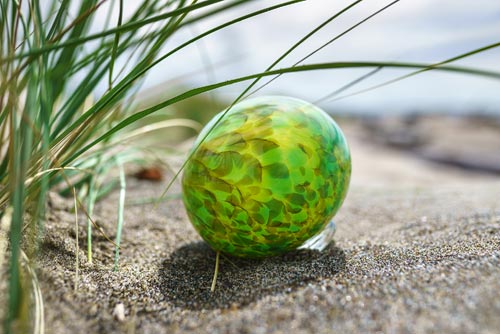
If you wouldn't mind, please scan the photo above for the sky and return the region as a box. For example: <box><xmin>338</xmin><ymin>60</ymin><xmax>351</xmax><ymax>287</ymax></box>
<box><xmin>95</xmin><ymin>0</ymin><xmax>500</xmax><ymax>115</ymax></box>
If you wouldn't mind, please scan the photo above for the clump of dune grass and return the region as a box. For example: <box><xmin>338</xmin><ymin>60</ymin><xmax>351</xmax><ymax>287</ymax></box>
<box><xmin>1</xmin><ymin>1</ymin><xmax>499</xmax><ymax>333</ymax></box>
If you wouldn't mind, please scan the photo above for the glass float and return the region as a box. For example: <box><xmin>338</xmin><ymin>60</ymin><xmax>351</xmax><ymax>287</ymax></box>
<box><xmin>182</xmin><ymin>96</ymin><xmax>351</xmax><ymax>258</ymax></box>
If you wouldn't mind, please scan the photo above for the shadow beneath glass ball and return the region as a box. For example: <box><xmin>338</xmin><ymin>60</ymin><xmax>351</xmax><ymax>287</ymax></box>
<box><xmin>158</xmin><ymin>241</ymin><xmax>346</xmax><ymax>310</ymax></box>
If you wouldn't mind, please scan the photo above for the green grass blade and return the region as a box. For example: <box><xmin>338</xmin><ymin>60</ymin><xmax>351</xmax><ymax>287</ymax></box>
<box><xmin>108</xmin><ymin>0</ymin><xmax>124</xmax><ymax>89</ymax></box>
<box><xmin>48</xmin><ymin>0</ymin><xmax>98</xmax><ymax>103</ymax></box>
<box><xmin>32</xmin><ymin>0</ymin><xmax>54</xmax><ymax>254</ymax></box>
<box><xmin>73</xmin><ymin>187</ymin><xmax>79</xmax><ymax>292</ymax></box>
<box><xmin>86</xmin><ymin>177</ymin><xmax>97</xmax><ymax>264</ymax></box>
<box><xmin>113</xmin><ymin>159</ymin><xmax>126</xmax><ymax>271</ymax></box>
<box><xmin>46</xmin><ymin>0</ymin><xmax>70</xmax><ymax>40</ymax></box>
<box><xmin>6</xmin><ymin>60</ymin><xmax>38</xmax><ymax>334</ymax></box>
<box><xmin>328</xmin><ymin>41</ymin><xmax>500</xmax><ymax>102</ymax></box>
<box><xmin>180</xmin><ymin>0</ymin><xmax>251</xmax><ymax>26</ymax></box>
<box><xmin>6</xmin><ymin>149</ymin><xmax>25</xmax><ymax>334</ymax></box>
<box><xmin>315</xmin><ymin>67</ymin><xmax>383</xmax><ymax>103</ymax></box>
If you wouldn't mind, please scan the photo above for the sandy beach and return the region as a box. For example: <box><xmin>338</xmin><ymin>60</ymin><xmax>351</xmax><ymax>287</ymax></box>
<box><xmin>26</xmin><ymin>115</ymin><xmax>500</xmax><ymax>333</ymax></box>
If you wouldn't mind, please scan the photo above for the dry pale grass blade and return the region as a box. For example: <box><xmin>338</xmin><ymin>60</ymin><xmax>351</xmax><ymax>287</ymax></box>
<box><xmin>111</xmin><ymin>119</ymin><xmax>203</xmax><ymax>145</ymax></box>
<box><xmin>72</xmin><ymin>187</ymin><xmax>79</xmax><ymax>292</ymax></box>
<box><xmin>20</xmin><ymin>250</ymin><xmax>44</xmax><ymax>334</ymax></box>
<box><xmin>23</xmin><ymin>167</ymin><xmax>94</xmax><ymax>187</ymax></box>
<box><xmin>0</xmin><ymin>207</ymin><xmax>13</xmax><ymax>271</ymax></box>
<box><xmin>210</xmin><ymin>251</ymin><xmax>220</xmax><ymax>293</ymax></box>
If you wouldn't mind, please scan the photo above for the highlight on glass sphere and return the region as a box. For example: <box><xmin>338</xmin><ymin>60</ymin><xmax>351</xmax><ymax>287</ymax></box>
<box><xmin>182</xmin><ymin>96</ymin><xmax>351</xmax><ymax>258</ymax></box>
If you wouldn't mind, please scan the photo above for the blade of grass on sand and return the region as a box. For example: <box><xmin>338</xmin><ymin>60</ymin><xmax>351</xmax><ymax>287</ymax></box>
<box><xmin>6</xmin><ymin>67</ymin><xmax>36</xmax><ymax>334</ymax></box>
<box><xmin>73</xmin><ymin>187</ymin><xmax>79</xmax><ymax>292</ymax></box>
<box><xmin>32</xmin><ymin>0</ymin><xmax>53</xmax><ymax>258</ymax></box>
<box><xmin>20</xmin><ymin>250</ymin><xmax>44</xmax><ymax>334</ymax></box>
<box><xmin>113</xmin><ymin>160</ymin><xmax>126</xmax><ymax>271</ymax></box>
<box><xmin>86</xmin><ymin>177</ymin><xmax>97</xmax><ymax>264</ymax></box>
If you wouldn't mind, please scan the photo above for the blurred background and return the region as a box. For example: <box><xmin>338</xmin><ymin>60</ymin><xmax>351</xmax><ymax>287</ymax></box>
<box><xmin>91</xmin><ymin>0</ymin><xmax>500</xmax><ymax>114</ymax></box>
<box><xmin>91</xmin><ymin>0</ymin><xmax>500</xmax><ymax>178</ymax></box>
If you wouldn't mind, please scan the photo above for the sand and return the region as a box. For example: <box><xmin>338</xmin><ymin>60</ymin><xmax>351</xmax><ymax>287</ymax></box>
<box><xmin>6</xmin><ymin>117</ymin><xmax>500</xmax><ymax>333</ymax></box>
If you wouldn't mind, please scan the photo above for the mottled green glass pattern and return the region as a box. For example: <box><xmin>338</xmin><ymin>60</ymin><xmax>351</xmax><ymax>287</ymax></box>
<box><xmin>182</xmin><ymin>96</ymin><xmax>351</xmax><ymax>258</ymax></box>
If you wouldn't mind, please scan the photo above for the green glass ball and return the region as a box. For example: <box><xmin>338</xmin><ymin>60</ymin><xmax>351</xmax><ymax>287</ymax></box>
<box><xmin>182</xmin><ymin>96</ymin><xmax>351</xmax><ymax>258</ymax></box>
